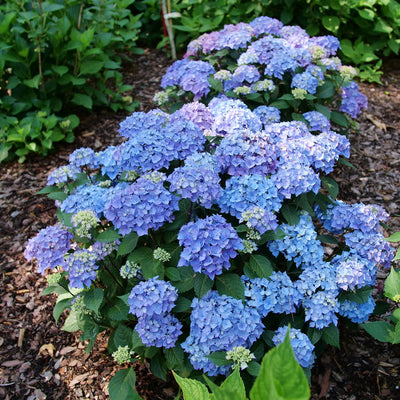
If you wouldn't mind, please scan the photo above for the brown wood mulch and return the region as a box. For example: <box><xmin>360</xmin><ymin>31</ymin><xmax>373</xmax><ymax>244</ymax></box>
<box><xmin>0</xmin><ymin>49</ymin><xmax>399</xmax><ymax>400</ymax></box>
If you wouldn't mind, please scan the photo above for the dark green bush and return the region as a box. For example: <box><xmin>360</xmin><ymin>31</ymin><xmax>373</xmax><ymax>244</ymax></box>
<box><xmin>0</xmin><ymin>0</ymin><xmax>143</xmax><ymax>162</ymax></box>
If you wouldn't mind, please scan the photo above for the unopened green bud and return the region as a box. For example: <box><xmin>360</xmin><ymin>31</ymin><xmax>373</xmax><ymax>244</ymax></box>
<box><xmin>120</xmin><ymin>261</ymin><xmax>140</xmax><ymax>279</ymax></box>
<box><xmin>153</xmin><ymin>248</ymin><xmax>171</xmax><ymax>262</ymax></box>
<box><xmin>226</xmin><ymin>346</ymin><xmax>255</xmax><ymax>370</ymax></box>
<box><xmin>112</xmin><ymin>345</ymin><xmax>134</xmax><ymax>365</ymax></box>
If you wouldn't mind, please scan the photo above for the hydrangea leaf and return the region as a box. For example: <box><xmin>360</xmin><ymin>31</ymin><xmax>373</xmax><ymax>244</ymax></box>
<box><xmin>384</xmin><ymin>267</ymin><xmax>400</xmax><ymax>301</ymax></box>
<box><xmin>206</xmin><ymin>351</ymin><xmax>231</xmax><ymax>367</ymax></box>
<box><xmin>204</xmin><ymin>367</ymin><xmax>247</xmax><ymax>400</ymax></box>
<box><xmin>250</xmin><ymin>332</ymin><xmax>310</xmax><ymax>400</ymax></box>
<box><xmin>321</xmin><ymin>324</ymin><xmax>340</xmax><ymax>348</ymax></box>
<box><xmin>109</xmin><ymin>368</ymin><xmax>142</xmax><ymax>400</ymax></box>
<box><xmin>83</xmin><ymin>287</ymin><xmax>104</xmax><ymax>314</ymax></box>
<box><xmin>362</xmin><ymin>321</ymin><xmax>395</xmax><ymax>343</ymax></box>
<box><xmin>117</xmin><ymin>232</ymin><xmax>139</xmax><ymax>256</ymax></box>
<box><xmin>216</xmin><ymin>273</ymin><xmax>245</xmax><ymax>300</ymax></box>
<box><xmin>94</xmin><ymin>228</ymin><xmax>122</xmax><ymax>243</ymax></box>
<box><xmin>194</xmin><ymin>273</ymin><xmax>214</xmax><ymax>298</ymax></box>
<box><xmin>247</xmin><ymin>360</ymin><xmax>261</xmax><ymax>377</ymax></box>
<box><xmin>53</xmin><ymin>297</ymin><xmax>73</xmax><ymax>323</ymax></box>
<box><xmin>246</xmin><ymin>255</ymin><xmax>273</xmax><ymax>279</ymax></box>
<box><xmin>165</xmin><ymin>345</ymin><xmax>185</xmax><ymax>370</ymax></box>
<box><xmin>173</xmin><ymin>372</ymin><xmax>210</xmax><ymax>400</ymax></box>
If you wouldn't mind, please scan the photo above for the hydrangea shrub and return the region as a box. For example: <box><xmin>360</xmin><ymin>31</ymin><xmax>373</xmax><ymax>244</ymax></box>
<box><xmin>154</xmin><ymin>16</ymin><xmax>367</xmax><ymax>133</ymax></box>
<box><xmin>25</xmin><ymin>15</ymin><xmax>394</xmax><ymax>398</ymax></box>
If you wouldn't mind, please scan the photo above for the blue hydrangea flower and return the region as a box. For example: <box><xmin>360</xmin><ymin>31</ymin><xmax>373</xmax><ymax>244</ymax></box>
<box><xmin>135</xmin><ymin>313</ymin><xmax>182</xmax><ymax>348</ymax></box>
<box><xmin>242</xmin><ymin>272</ymin><xmax>302</xmax><ymax>317</ymax></box>
<box><xmin>178</xmin><ymin>215</ymin><xmax>243</xmax><ymax>279</ymax></box>
<box><xmin>161</xmin><ymin>59</ymin><xmax>215</xmax><ymax>99</ymax></box>
<box><xmin>344</xmin><ymin>231</ymin><xmax>394</xmax><ymax>269</ymax></box>
<box><xmin>296</xmin><ymin>262</ymin><xmax>338</xmax><ymax>297</ymax></box>
<box><xmin>218</xmin><ymin>174</ymin><xmax>283</xmax><ymax>220</ymax></box>
<box><xmin>104</xmin><ymin>176</ymin><xmax>179</xmax><ymax>236</ymax></box>
<box><xmin>291</xmin><ymin>71</ymin><xmax>319</xmax><ymax>94</ymax></box>
<box><xmin>212</xmin><ymin>106</ymin><xmax>262</xmax><ymax>136</ymax></box>
<box><xmin>338</xmin><ymin>296</ymin><xmax>375</xmax><ymax>323</ymax></box>
<box><xmin>249</xmin><ymin>16</ymin><xmax>283</xmax><ymax>36</ymax></box>
<box><xmin>128</xmin><ymin>277</ymin><xmax>178</xmax><ymax>318</ymax></box>
<box><xmin>47</xmin><ymin>165</ymin><xmax>80</xmax><ymax>185</ymax></box>
<box><xmin>303</xmin><ymin>290</ymin><xmax>339</xmax><ymax>329</ymax></box>
<box><xmin>64</xmin><ymin>249</ymin><xmax>98</xmax><ymax>289</ymax></box>
<box><xmin>268</xmin><ymin>213</ymin><xmax>324</xmax><ymax>267</ymax></box>
<box><xmin>118</xmin><ymin>109</ymin><xmax>170</xmax><ymax>139</ymax></box>
<box><xmin>340</xmin><ymin>82</ymin><xmax>368</xmax><ymax>118</ymax></box>
<box><xmin>332</xmin><ymin>251</ymin><xmax>376</xmax><ymax>291</ymax></box>
<box><xmin>253</xmin><ymin>106</ymin><xmax>281</xmax><ymax>126</ymax></box>
<box><xmin>215</xmin><ymin>130</ymin><xmax>279</xmax><ymax>176</ymax></box>
<box><xmin>208</xmin><ymin>97</ymin><xmax>248</xmax><ymax>116</ymax></box>
<box><xmin>182</xmin><ymin>291</ymin><xmax>264</xmax><ymax>376</ymax></box>
<box><xmin>168</xmin><ymin>155</ymin><xmax>221</xmax><ymax>208</ymax></box>
<box><xmin>240</xmin><ymin>206</ymin><xmax>279</xmax><ymax>234</ymax></box>
<box><xmin>303</xmin><ymin>111</ymin><xmax>331</xmax><ymax>132</ymax></box>
<box><xmin>68</xmin><ymin>147</ymin><xmax>97</xmax><ymax>168</ymax></box>
<box><xmin>309</xmin><ymin>35</ymin><xmax>340</xmax><ymax>56</ymax></box>
<box><xmin>25</xmin><ymin>224</ymin><xmax>73</xmax><ymax>274</ymax></box>
<box><xmin>272</xmin><ymin>326</ymin><xmax>315</xmax><ymax>369</ymax></box>
<box><xmin>60</xmin><ymin>184</ymin><xmax>108</xmax><ymax>216</ymax></box>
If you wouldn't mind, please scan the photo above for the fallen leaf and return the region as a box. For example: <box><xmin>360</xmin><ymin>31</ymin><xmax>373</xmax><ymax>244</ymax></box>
<box><xmin>38</xmin><ymin>343</ymin><xmax>55</xmax><ymax>357</ymax></box>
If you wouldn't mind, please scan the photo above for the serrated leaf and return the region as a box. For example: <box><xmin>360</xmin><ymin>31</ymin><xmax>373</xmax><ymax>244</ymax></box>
<box><xmin>331</xmin><ymin>111</ymin><xmax>349</xmax><ymax>127</ymax></box>
<box><xmin>247</xmin><ymin>361</ymin><xmax>261</xmax><ymax>377</ymax></box>
<box><xmin>317</xmin><ymin>235</ymin><xmax>339</xmax><ymax>244</ymax></box>
<box><xmin>316</xmin><ymin>80</ymin><xmax>335</xmax><ymax>99</ymax></box>
<box><xmin>62</xmin><ymin>311</ymin><xmax>80</xmax><ymax>332</ymax></box>
<box><xmin>338</xmin><ymin>286</ymin><xmax>373</xmax><ymax>304</ymax></box>
<box><xmin>321</xmin><ymin>324</ymin><xmax>340</xmax><ymax>348</ymax></box>
<box><xmin>321</xmin><ymin>176</ymin><xmax>339</xmax><ymax>199</ymax></box>
<box><xmin>194</xmin><ymin>273</ymin><xmax>213</xmax><ymax>298</ymax></box>
<box><xmin>83</xmin><ymin>288</ymin><xmax>104</xmax><ymax>314</ymax></box>
<box><xmin>384</xmin><ymin>267</ymin><xmax>400</xmax><ymax>301</ymax></box>
<box><xmin>94</xmin><ymin>229</ymin><xmax>122</xmax><ymax>243</ymax></box>
<box><xmin>53</xmin><ymin>297</ymin><xmax>73</xmax><ymax>323</ymax></box>
<box><xmin>216</xmin><ymin>273</ymin><xmax>244</xmax><ymax>300</ymax></box>
<box><xmin>117</xmin><ymin>232</ymin><xmax>139</xmax><ymax>256</ymax></box>
<box><xmin>247</xmin><ymin>255</ymin><xmax>273</xmax><ymax>279</ymax></box>
<box><xmin>281</xmin><ymin>204</ymin><xmax>300</xmax><ymax>225</ymax></box>
<box><xmin>48</xmin><ymin>191</ymin><xmax>69</xmax><ymax>201</ymax></box>
<box><xmin>72</xmin><ymin>93</ymin><xmax>93</xmax><ymax>109</ymax></box>
<box><xmin>79</xmin><ymin>60</ymin><xmax>104</xmax><ymax>76</ymax></box>
<box><xmin>362</xmin><ymin>321</ymin><xmax>395</xmax><ymax>343</ymax></box>
<box><xmin>109</xmin><ymin>368</ymin><xmax>141</xmax><ymax>400</ymax></box>
<box><xmin>173</xmin><ymin>372</ymin><xmax>210</xmax><ymax>400</ymax></box>
<box><xmin>165</xmin><ymin>345</ymin><xmax>185</xmax><ymax>370</ymax></box>
<box><xmin>173</xmin><ymin>296</ymin><xmax>192</xmax><ymax>313</ymax></box>
<box><xmin>250</xmin><ymin>332</ymin><xmax>310</xmax><ymax>400</ymax></box>
<box><xmin>206</xmin><ymin>351</ymin><xmax>231</xmax><ymax>367</ymax></box>
<box><xmin>106</xmin><ymin>298</ymin><xmax>130</xmax><ymax>321</ymax></box>
<box><xmin>386</xmin><ymin>233</ymin><xmax>400</xmax><ymax>243</ymax></box>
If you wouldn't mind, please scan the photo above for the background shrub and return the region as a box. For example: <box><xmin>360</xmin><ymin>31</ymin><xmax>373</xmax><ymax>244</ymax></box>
<box><xmin>0</xmin><ymin>0</ymin><xmax>143</xmax><ymax>162</ymax></box>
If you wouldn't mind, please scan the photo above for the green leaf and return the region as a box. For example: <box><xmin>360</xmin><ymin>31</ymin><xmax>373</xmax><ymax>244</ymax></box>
<box><xmin>150</xmin><ymin>353</ymin><xmax>168</xmax><ymax>380</ymax></box>
<box><xmin>330</xmin><ymin>111</ymin><xmax>349</xmax><ymax>128</ymax></box>
<box><xmin>250</xmin><ymin>332</ymin><xmax>310</xmax><ymax>400</ymax></box>
<box><xmin>322</xmin><ymin>15</ymin><xmax>340</xmax><ymax>33</ymax></box>
<box><xmin>246</xmin><ymin>361</ymin><xmax>261</xmax><ymax>377</ymax></box>
<box><xmin>106</xmin><ymin>298</ymin><xmax>130</xmax><ymax>321</ymax></box>
<box><xmin>321</xmin><ymin>176</ymin><xmax>339</xmax><ymax>199</ymax></box>
<box><xmin>338</xmin><ymin>286</ymin><xmax>373</xmax><ymax>304</ymax></box>
<box><xmin>384</xmin><ymin>267</ymin><xmax>400</xmax><ymax>301</ymax></box>
<box><xmin>219</xmin><ymin>367</ymin><xmax>247</xmax><ymax>398</ymax></box>
<box><xmin>23</xmin><ymin>75</ymin><xmax>41</xmax><ymax>89</ymax></box>
<box><xmin>280</xmin><ymin>204</ymin><xmax>300</xmax><ymax>225</ymax></box>
<box><xmin>118</xmin><ymin>232</ymin><xmax>139</xmax><ymax>256</ymax></box>
<box><xmin>128</xmin><ymin>247</ymin><xmax>163</xmax><ymax>279</ymax></box>
<box><xmin>246</xmin><ymin>255</ymin><xmax>273</xmax><ymax>279</ymax></box>
<box><xmin>206</xmin><ymin>351</ymin><xmax>231</xmax><ymax>367</ymax></box>
<box><xmin>362</xmin><ymin>321</ymin><xmax>395</xmax><ymax>343</ymax></box>
<box><xmin>173</xmin><ymin>372</ymin><xmax>210</xmax><ymax>400</ymax></box>
<box><xmin>53</xmin><ymin>297</ymin><xmax>73</xmax><ymax>323</ymax></box>
<box><xmin>216</xmin><ymin>273</ymin><xmax>245</xmax><ymax>300</ymax></box>
<box><xmin>94</xmin><ymin>229</ymin><xmax>122</xmax><ymax>243</ymax></box>
<box><xmin>47</xmin><ymin>191</ymin><xmax>68</xmax><ymax>201</ymax></box>
<box><xmin>62</xmin><ymin>311</ymin><xmax>80</xmax><ymax>332</ymax></box>
<box><xmin>165</xmin><ymin>345</ymin><xmax>185</xmax><ymax>370</ymax></box>
<box><xmin>72</xmin><ymin>93</ymin><xmax>93</xmax><ymax>109</ymax></box>
<box><xmin>194</xmin><ymin>273</ymin><xmax>213</xmax><ymax>298</ymax></box>
<box><xmin>173</xmin><ymin>296</ymin><xmax>192</xmax><ymax>313</ymax></box>
<box><xmin>109</xmin><ymin>368</ymin><xmax>142</xmax><ymax>400</ymax></box>
<box><xmin>317</xmin><ymin>235</ymin><xmax>338</xmax><ymax>244</ymax></box>
<box><xmin>314</xmin><ymin>104</ymin><xmax>331</xmax><ymax>119</ymax></box>
<box><xmin>316</xmin><ymin>80</ymin><xmax>335</xmax><ymax>99</ymax></box>
<box><xmin>79</xmin><ymin>61</ymin><xmax>104</xmax><ymax>76</ymax></box>
<box><xmin>174</xmin><ymin>267</ymin><xmax>195</xmax><ymax>293</ymax></box>
<box><xmin>321</xmin><ymin>324</ymin><xmax>340</xmax><ymax>348</ymax></box>
<box><xmin>83</xmin><ymin>288</ymin><xmax>104</xmax><ymax>314</ymax></box>
<box><xmin>386</xmin><ymin>232</ymin><xmax>400</xmax><ymax>243</ymax></box>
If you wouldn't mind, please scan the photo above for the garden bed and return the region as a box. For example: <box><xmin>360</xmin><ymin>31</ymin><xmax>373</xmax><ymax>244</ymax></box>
<box><xmin>0</xmin><ymin>49</ymin><xmax>399</xmax><ymax>400</ymax></box>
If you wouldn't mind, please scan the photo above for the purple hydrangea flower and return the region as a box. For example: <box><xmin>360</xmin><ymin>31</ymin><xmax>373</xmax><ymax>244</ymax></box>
<box><xmin>340</xmin><ymin>82</ymin><xmax>368</xmax><ymax>118</ymax></box>
<box><xmin>168</xmin><ymin>155</ymin><xmax>221</xmax><ymax>208</ymax></box>
<box><xmin>172</xmin><ymin>102</ymin><xmax>214</xmax><ymax>131</ymax></box>
<box><xmin>272</xmin><ymin>326</ymin><xmax>315</xmax><ymax>368</ymax></box>
<box><xmin>215</xmin><ymin>130</ymin><xmax>279</xmax><ymax>176</ymax></box>
<box><xmin>178</xmin><ymin>215</ymin><xmax>243</xmax><ymax>279</ymax></box>
<box><xmin>249</xmin><ymin>16</ymin><xmax>283</xmax><ymax>36</ymax></box>
<box><xmin>25</xmin><ymin>224</ymin><xmax>73</xmax><ymax>274</ymax></box>
<box><xmin>135</xmin><ymin>313</ymin><xmax>182</xmax><ymax>348</ymax></box>
<box><xmin>128</xmin><ymin>277</ymin><xmax>178</xmax><ymax>318</ymax></box>
<box><xmin>104</xmin><ymin>177</ymin><xmax>179</xmax><ymax>236</ymax></box>
<box><xmin>303</xmin><ymin>111</ymin><xmax>331</xmax><ymax>132</ymax></box>
<box><xmin>182</xmin><ymin>291</ymin><xmax>264</xmax><ymax>376</ymax></box>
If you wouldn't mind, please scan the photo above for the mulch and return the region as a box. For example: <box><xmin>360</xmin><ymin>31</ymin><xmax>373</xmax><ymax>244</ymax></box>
<box><xmin>0</xmin><ymin>49</ymin><xmax>399</xmax><ymax>400</ymax></box>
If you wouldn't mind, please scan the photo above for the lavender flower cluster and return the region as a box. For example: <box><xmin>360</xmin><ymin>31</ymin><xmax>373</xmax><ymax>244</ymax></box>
<box><xmin>24</xmin><ymin>15</ymin><xmax>394</xmax><ymax>380</ymax></box>
<box><xmin>156</xmin><ymin>16</ymin><xmax>367</xmax><ymax>121</ymax></box>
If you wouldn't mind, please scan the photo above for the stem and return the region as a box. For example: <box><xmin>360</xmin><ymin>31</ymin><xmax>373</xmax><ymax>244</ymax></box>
<box><xmin>149</xmin><ymin>231</ymin><xmax>160</xmax><ymax>248</ymax></box>
<box><xmin>161</xmin><ymin>0</ymin><xmax>176</xmax><ymax>59</ymax></box>
<box><xmin>36</xmin><ymin>0</ymin><xmax>45</xmax><ymax>92</ymax></box>
<box><xmin>73</xmin><ymin>2</ymin><xmax>84</xmax><ymax>76</ymax></box>
<box><xmin>103</xmin><ymin>257</ymin><xmax>124</xmax><ymax>289</ymax></box>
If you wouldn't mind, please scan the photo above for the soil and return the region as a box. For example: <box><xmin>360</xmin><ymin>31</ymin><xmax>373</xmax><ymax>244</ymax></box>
<box><xmin>0</xmin><ymin>49</ymin><xmax>399</xmax><ymax>400</ymax></box>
